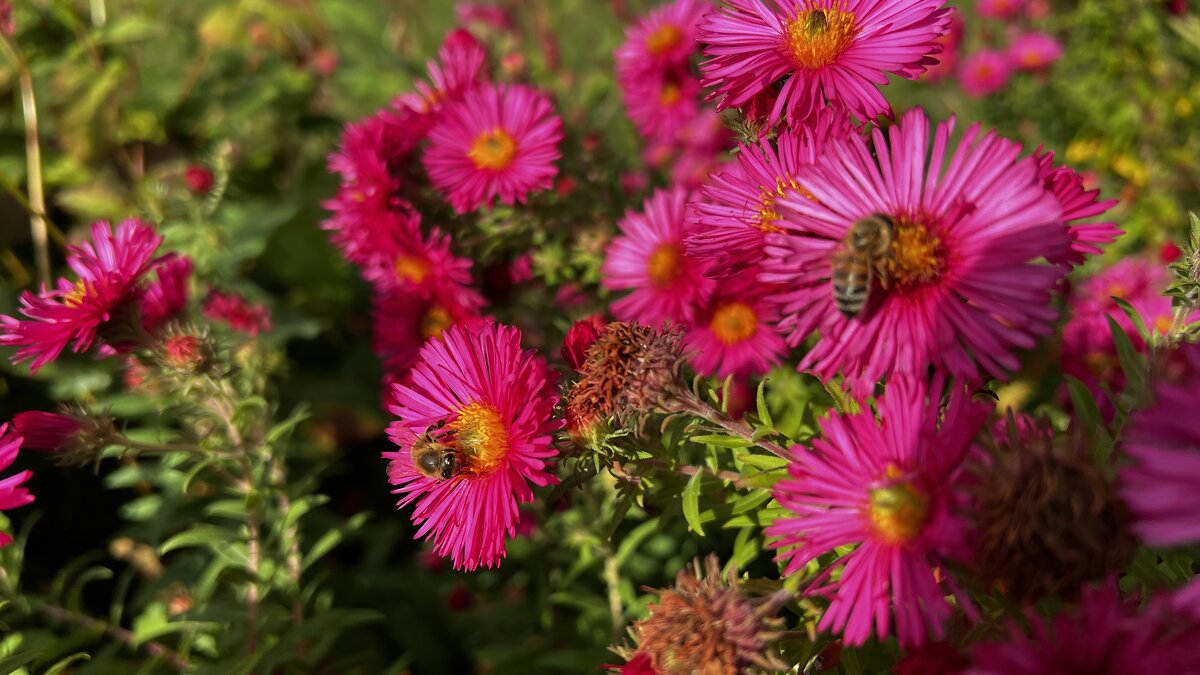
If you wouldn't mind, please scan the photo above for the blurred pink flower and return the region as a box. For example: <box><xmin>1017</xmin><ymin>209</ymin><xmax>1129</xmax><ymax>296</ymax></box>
<box><xmin>1008</xmin><ymin>32</ymin><xmax>1063</xmax><ymax>71</ymax></box>
<box><xmin>959</xmin><ymin>49</ymin><xmax>1012</xmax><ymax>96</ymax></box>
<box><xmin>202</xmin><ymin>291</ymin><xmax>273</xmax><ymax>336</ymax></box>
<box><xmin>977</xmin><ymin>0</ymin><xmax>1026</xmax><ymax>19</ymax></box>
<box><xmin>0</xmin><ymin>424</ymin><xmax>33</xmax><ymax>547</ymax></box>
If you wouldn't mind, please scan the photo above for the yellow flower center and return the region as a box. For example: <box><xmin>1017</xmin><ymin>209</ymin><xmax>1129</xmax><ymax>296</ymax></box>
<box><xmin>469</xmin><ymin>128</ymin><xmax>518</xmax><ymax>171</ymax></box>
<box><xmin>784</xmin><ymin>5</ymin><xmax>858</xmax><ymax>70</ymax></box>
<box><xmin>647</xmin><ymin>243</ymin><xmax>683</xmax><ymax>288</ymax></box>
<box><xmin>447</xmin><ymin>402</ymin><xmax>510</xmax><ymax>475</ymax></box>
<box><xmin>659</xmin><ymin>81</ymin><xmax>683</xmax><ymax>106</ymax></box>
<box><xmin>63</xmin><ymin>280</ymin><xmax>89</xmax><ymax>308</ymax></box>
<box><xmin>754</xmin><ymin>175</ymin><xmax>815</xmax><ymax>233</ymax></box>
<box><xmin>1106</xmin><ymin>283</ymin><xmax>1128</xmax><ymax>300</ymax></box>
<box><xmin>885</xmin><ymin>218</ymin><xmax>944</xmax><ymax>289</ymax></box>
<box><xmin>867</xmin><ymin>465</ymin><xmax>929</xmax><ymax>545</ymax></box>
<box><xmin>710</xmin><ymin>302</ymin><xmax>758</xmax><ymax>345</ymax></box>
<box><xmin>420</xmin><ymin>305</ymin><xmax>452</xmax><ymax>339</ymax></box>
<box><xmin>646</xmin><ymin>23</ymin><xmax>684</xmax><ymax>56</ymax></box>
<box><xmin>395</xmin><ymin>256</ymin><xmax>431</xmax><ymax>285</ymax></box>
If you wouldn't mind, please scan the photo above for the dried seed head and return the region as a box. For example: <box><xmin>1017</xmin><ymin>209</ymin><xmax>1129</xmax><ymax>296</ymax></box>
<box><xmin>565</xmin><ymin>322</ymin><xmax>686</xmax><ymax>432</ymax></box>
<box><xmin>972</xmin><ymin>422</ymin><xmax>1135</xmax><ymax>604</ymax></box>
<box><xmin>613</xmin><ymin>555</ymin><xmax>788</xmax><ymax>675</ymax></box>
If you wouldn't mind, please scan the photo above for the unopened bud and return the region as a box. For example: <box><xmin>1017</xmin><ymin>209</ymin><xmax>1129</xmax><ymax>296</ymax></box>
<box><xmin>13</xmin><ymin>406</ymin><xmax>115</xmax><ymax>467</ymax></box>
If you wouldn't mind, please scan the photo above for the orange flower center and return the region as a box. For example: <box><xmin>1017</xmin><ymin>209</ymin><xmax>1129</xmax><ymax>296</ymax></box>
<box><xmin>1020</xmin><ymin>50</ymin><xmax>1044</xmax><ymax>68</ymax></box>
<box><xmin>754</xmin><ymin>175</ymin><xmax>815</xmax><ymax>232</ymax></box>
<box><xmin>886</xmin><ymin>218</ymin><xmax>944</xmax><ymax>289</ymax></box>
<box><xmin>867</xmin><ymin>465</ymin><xmax>929</xmax><ymax>545</ymax></box>
<box><xmin>784</xmin><ymin>5</ymin><xmax>858</xmax><ymax>70</ymax></box>
<box><xmin>395</xmin><ymin>256</ymin><xmax>431</xmax><ymax>285</ymax></box>
<box><xmin>1154</xmin><ymin>314</ymin><xmax>1173</xmax><ymax>335</ymax></box>
<box><xmin>647</xmin><ymin>243</ymin><xmax>683</xmax><ymax>288</ymax></box>
<box><xmin>660</xmin><ymin>81</ymin><xmax>683</xmax><ymax>106</ymax></box>
<box><xmin>646</xmin><ymin>23</ymin><xmax>684</xmax><ymax>56</ymax></box>
<box><xmin>710</xmin><ymin>302</ymin><xmax>758</xmax><ymax>345</ymax></box>
<box><xmin>63</xmin><ymin>280</ymin><xmax>89</xmax><ymax>308</ymax></box>
<box><xmin>469</xmin><ymin>128</ymin><xmax>518</xmax><ymax>171</ymax></box>
<box><xmin>421</xmin><ymin>305</ymin><xmax>453</xmax><ymax>339</ymax></box>
<box><xmin>448</xmin><ymin>402</ymin><xmax>510</xmax><ymax>475</ymax></box>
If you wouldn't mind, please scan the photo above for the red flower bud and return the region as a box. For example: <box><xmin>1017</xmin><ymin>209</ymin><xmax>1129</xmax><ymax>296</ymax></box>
<box><xmin>185</xmin><ymin>165</ymin><xmax>214</xmax><ymax>195</ymax></box>
<box><xmin>561</xmin><ymin>315</ymin><xmax>607</xmax><ymax>371</ymax></box>
<box><xmin>1161</xmin><ymin>240</ymin><xmax>1182</xmax><ymax>264</ymax></box>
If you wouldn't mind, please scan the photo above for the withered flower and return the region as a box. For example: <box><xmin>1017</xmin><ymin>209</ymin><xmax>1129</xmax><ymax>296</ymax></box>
<box><xmin>972</xmin><ymin>416</ymin><xmax>1135</xmax><ymax>604</ymax></box>
<box><xmin>611</xmin><ymin>555</ymin><xmax>789</xmax><ymax>675</ymax></box>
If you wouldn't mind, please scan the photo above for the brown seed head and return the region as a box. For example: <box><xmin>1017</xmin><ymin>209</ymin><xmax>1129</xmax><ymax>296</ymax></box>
<box><xmin>565</xmin><ymin>322</ymin><xmax>686</xmax><ymax>431</ymax></box>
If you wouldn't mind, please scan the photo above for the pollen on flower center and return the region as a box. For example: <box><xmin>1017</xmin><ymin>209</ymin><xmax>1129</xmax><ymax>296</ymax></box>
<box><xmin>395</xmin><ymin>256</ymin><xmax>431</xmax><ymax>284</ymax></box>
<box><xmin>710</xmin><ymin>302</ymin><xmax>758</xmax><ymax>344</ymax></box>
<box><xmin>63</xmin><ymin>280</ymin><xmax>90</xmax><ymax>308</ymax></box>
<box><xmin>660</xmin><ymin>81</ymin><xmax>683</xmax><ymax>106</ymax></box>
<box><xmin>646</xmin><ymin>23</ymin><xmax>684</xmax><ymax>56</ymax></box>
<box><xmin>468</xmin><ymin>128</ymin><xmax>518</xmax><ymax>171</ymax></box>
<box><xmin>421</xmin><ymin>305</ymin><xmax>452</xmax><ymax>339</ymax></box>
<box><xmin>754</xmin><ymin>175</ymin><xmax>814</xmax><ymax>232</ymax></box>
<box><xmin>647</xmin><ymin>243</ymin><xmax>683</xmax><ymax>288</ymax></box>
<box><xmin>886</xmin><ymin>218</ymin><xmax>944</xmax><ymax>288</ymax></box>
<box><xmin>867</xmin><ymin>465</ymin><xmax>929</xmax><ymax>545</ymax></box>
<box><xmin>447</xmin><ymin>402</ymin><xmax>510</xmax><ymax>475</ymax></box>
<box><xmin>784</xmin><ymin>7</ymin><xmax>858</xmax><ymax>70</ymax></box>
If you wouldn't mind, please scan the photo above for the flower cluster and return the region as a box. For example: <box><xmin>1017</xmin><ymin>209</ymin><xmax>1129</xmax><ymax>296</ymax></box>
<box><xmin>954</xmin><ymin>5</ymin><xmax>1064</xmax><ymax>97</ymax></box>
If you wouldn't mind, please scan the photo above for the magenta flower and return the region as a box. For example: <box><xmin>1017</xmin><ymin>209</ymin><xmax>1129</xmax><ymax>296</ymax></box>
<box><xmin>140</xmin><ymin>254</ymin><xmax>193</xmax><ymax>334</ymax></box>
<box><xmin>383</xmin><ymin>322</ymin><xmax>561</xmax><ymax>570</ymax></box>
<box><xmin>456</xmin><ymin>3</ymin><xmax>513</xmax><ymax>30</ymax></box>
<box><xmin>699</xmin><ymin>0</ymin><xmax>953</xmax><ymax>124</ymax></box>
<box><xmin>360</xmin><ymin>221</ymin><xmax>480</xmax><ymax>305</ymax></box>
<box><xmin>687</xmin><ymin>110</ymin><xmax>857</xmax><ymax>279</ymax></box>
<box><xmin>2</xmin><ymin>220</ymin><xmax>165</xmax><ymax>372</ymax></box>
<box><xmin>602</xmin><ymin>186</ymin><xmax>715</xmax><ymax>325</ymax></box>
<box><xmin>763</xmin><ymin>108</ymin><xmax>1069</xmax><ymax>392</ymax></box>
<box><xmin>619</xmin><ymin>67</ymin><xmax>704</xmax><ymax>142</ymax></box>
<box><xmin>977</xmin><ymin>0</ymin><xmax>1026</xmax><ymax>20</ymax></box>
<box><xmin>323</xmin><ymin>107</ymin><xmax>428</xmax><ymax>266</ymax></box>
<box><xmin>202</xmin><ymin>291</ymin><xmax>273</xmax><ymax>336</ymax></box>
<box><xmin>395</xmin><ymin>28</ymin><xmax>489</xmax><ymax>116</ymax></box>
<box><xmin>683</xmin><ymin>274</ymin><xmax>786</xmax><ymax>378</ymax></box>
<box><xmin>959</xmin><ymin>49</ymin><xmax>1012</xmax><ymax>97</ymax></box>
<box><xmin>371</xmin><ymin>287</ymin><xmax>486</xmax><ymax>373</ymax></box>
<box><xmin>424</xmin><ymin>83</ymin><xmax>564</xmax><ymax>213</ymax></box>
<box><xmin>1009</xmin><ymin>31</ymin><xmax>1063</xmax><ymax>71</ymax></box>
<box><xmin>767</xmin><ymin>378</ymin><xmax>987</xmax><ymax>647</ymax></box>
<box><xmin>615</xmin><ymin>0</ymin><xmax>708</xmax><ymax>76</ymax></box>
<box><xmin>0</xmin><ymin>424</ymin><xmax>34</xmax><ymax>547</ymax></box>
<box><xmin>970</xmin><ymin>581</ymin><xmax>1200</xmax><ymax>673</ymax></box>
<box><xmin>1119</xmin><ymin>344</ymin><xmax>1200</xmax><ymax>547</ymax></box>
<box><xmin>1034</xmin><ymin>148</ymin><xmax>1122</xmax><ymax>266</ymax></box>
<box><xmin>920</xmin><ymin>14</ymin><xmax>963</xmax><ymax>82</ymax></box>
<box><xmin>12</xmin><ymin>411</ymin><xmax>84</xmax><ymax>453</ymax></box>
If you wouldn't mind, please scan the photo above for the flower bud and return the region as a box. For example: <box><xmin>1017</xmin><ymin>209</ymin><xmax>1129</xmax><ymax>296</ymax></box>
<box><xmin>185</xmin><ymin>164</ymin><xmax>214</xmax><ymax>195</ymax></box>
<box><xmin>14</xmin><ymin>407</ymin><xmax>115</xmax><ymax>467</ymax></box>
<box><xmin>561</xmin><ymin>315</ymin><xmax>608</xmax><ymax>371</ymax></box>
<box><xmin>159</xmin><ymin>333</ymin><xmax>213</xmax><ymax>373</ymax></box>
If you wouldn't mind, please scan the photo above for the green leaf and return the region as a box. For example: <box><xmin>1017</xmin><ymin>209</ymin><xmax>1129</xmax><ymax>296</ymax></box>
<box><xmin>303</xmin><ymin>512</ymin><xmax>369</xmax><ymax>569</ymax></box>
<box><xmin>756</xmin><ymin>377</ymin><xmax>773</xmax><ymax>428</ymax></box>
<box><xmin>1110</xmin><ymin>296</ymin><xmax>1151</xmax><ymax>342</ymax></box>
<box><xmin>682</xmin><ymin>472</ymin><xmax>705</xmax><ymax>536</ymax></box>
<box><xmin>0</xmin><ymin>650</ymin><xmax>43</xmax><ymax>673</ymax></box>
<box><xmin>730</xmin><ymin>526</ymin><xmax>761</xmax><ymax>570</ymax></box>
<box><xmin>159</xmin><ymin>526</ymin><xmax>240</xmax><ymax>555</ymax></box>
<box><xmin>736</xmin><ymin>453</ymin><xmax>789</xmax><ymax>471</ymax></box>
<box><xmin>1106</xmin><ymin>314</ymin><xmax>1148</xmax><ymax>396</ymax></box>
<box><xmin>690</xmin><ymin>434</ymin><xmax>752</xmax><ymax>448</ymax></box>
<box><xmin>731</xmin><ymin>489</ymin><xmax>773</xmax><ymax>515</ymax></box>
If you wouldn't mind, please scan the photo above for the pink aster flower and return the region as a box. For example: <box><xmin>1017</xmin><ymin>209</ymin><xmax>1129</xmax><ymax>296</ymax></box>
<box><xmin>977</xmin><ymin>0</ymin><xmax>1025</xmax><ymax>20</ymax></box>
<box><xmin>699</xmin><ymin>0</ymin><xmax>953</xmax><ymax>124</ymax></box>
<box><xmin>456</xmin><ymin>3</ymin><xmax>513</xmax><ymax>30</ymax></box>
<box><xmin>763</xmin><ymin>108</ymin><xmax>1068</xmax><ymax>392</ymax></box>
<box><xmin>423</xmin><ymin>83</ymin><xmax>564</xmax><ymax>214</ymax></box>
<box><xmin>140</xmin><ymin>254</ymin><xmax>192</xmax><ymax>333</ymax></box>
<box><xmin>0</xmin><ymin>424</ymin><xmax>34</xmax><ymax>547</ymax></box>
<box><xmin>372</xmin><ymin>287</ymin><xmax>486</xmax><ymax>373</ymax></box>
<box><xmin>684</xmin><ymin>274</ymin><xmax>786</xmax><ymax>378</ymax></box>
<box><xmin>1008</xmin><ymin>32</ymin><xmax>1063</xmax><ymax>71</ymax></box>
<box><xmin>688</xmin><ymin>110</ymin><xmax>857</xmax><ymax>278</ymax></box>
<box><xmin>619</xmin><ymin>66</ymin><xmax>704</xmax><ymax>142</ymax></box>
<box><xmin>2</xmin><ymin>220</ymin><xmax>165</xmax><ymax>372</ymax></box>
<box><xmin>13</xmin><ymin>410</ymin><xmax>85</xmax><ymax>453</ymax></box>
<box><xmin>959</xmin><ymin>49</ymin><xmax>1012</xmax><ymax>97</ymax></box>
<box><xmin>602</xmin><ymin>186</ymin><xmax>715</xmax><ymax>325</ymax></box>
<box><xmin>1118</xmin><ymin>344</ymin><xmax>1200</xmax><ymax>548</ymax></box>
<box><xmin>767</xmin><ymin>378</ymin><xmax>987</xmax><ymax>647</ymax></box>
<box><xmin>360</xmin><ymin>221</ymin><xmax>480</xmax><ymax>304</ymax></box>
<box><xmin>970</xmin><ymin>581</ymin><xmax>1200</xmax><ymax>674</ymax></box>
<box><xmin>0</xmin><ymin>1</ymin><xmax>13</xmax><ymax>37</ymax></box>
<box><xmin>202</xmin><ymin>291</ymin><xmax>273</xmax><ymax>336</ymax></box>
<box><xmin>1034</xmin><ymin>148</ymin><xmax>1121</xmax><ymax>266</ymax></box>
<box><xmin>395</xmin><ymin>28</ymin><xmax>489</xmax><ymax>116</ymax></box>
<box><xmin>383</xmin><ymin>322</ymin><xmax>561</xmax><ymax>570</ymax></box>
<box><xmin>323</xmin><ymin>107</ymin><xmax>428</xmax><ymax>266</ymax></box>
<box><xmin>921</xmin><ymin>14</ymin><xmax>963</xmax><ymax>82</ymax></box>
<box><xmin>615</xmin><ymin>0</ymin><xmax>708</xmax><ymax>75</ymax></box>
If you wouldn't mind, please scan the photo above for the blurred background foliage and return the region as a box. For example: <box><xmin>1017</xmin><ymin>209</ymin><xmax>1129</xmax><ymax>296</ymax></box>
<box><xmin>0</xmin><ymin>0</ymin><xmax>1195</xmax><ymax>673</ymax></box>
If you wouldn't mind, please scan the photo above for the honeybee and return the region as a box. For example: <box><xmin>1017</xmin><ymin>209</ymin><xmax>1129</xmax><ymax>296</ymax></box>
<box><xmin>807</xmin><ymin>9</ymin><xmax>828</xmax><ymax>34</ymax></box>
<box><xmin>411</xmin><ymin>420</ymin><xmax>463</xmax><ymax>481</ymax></box>
<box><xmin>830</xmin><ymin>213</ymin><xmax>895</xmax><ymax>318</ymax></box>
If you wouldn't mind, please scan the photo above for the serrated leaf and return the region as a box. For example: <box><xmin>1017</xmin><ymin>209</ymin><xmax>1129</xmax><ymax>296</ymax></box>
<box><xmin>682</xmin><ymin>472</ymin><xmax>705</xmax><ymax>536</ymax></box>
<box><xmin>691</xmin><ymin>434</ymin><xmax>752</xmax><ymax>448</ymax></box>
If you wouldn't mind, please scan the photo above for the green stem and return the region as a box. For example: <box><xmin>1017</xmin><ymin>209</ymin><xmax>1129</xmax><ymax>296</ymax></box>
<box><xmin>0</xmin><ymin>35</ymin><xmax>50</xmax><ymax>284</ymax></box>
<box><xmin>673</xmin><ymin>391</ymin><xmax>790</xmax><ymax>460</ymax></box>
<box><xmin>29</xmin><ymin>598</ymin><xmax>193</xmax><ymax>671</ymax></box>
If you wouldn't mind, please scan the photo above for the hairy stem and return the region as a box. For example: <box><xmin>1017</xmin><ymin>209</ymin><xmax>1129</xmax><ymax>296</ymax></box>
<box><xmin>603</xmin><ymin>548</ymin><xmax>623</xmax><ymax>640</ymax></box>
<box><xmin>272</xmin><ymin>460</ymin><xmax>306</xmax><ymax>658</ymax></box>
<box><xmin>0</xmin><ymin>37</ymin><xmax>51</xmax><ymax>285</ymax></box>
<box><xmin>31</xmin><ymin>598</ymin><xmax>192</xmax><ymax>671</ymax></box>
<box><xmin>673</xmin><ymin>391</ymin><xmax>790</xmax><ymax>460</ymax></box>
